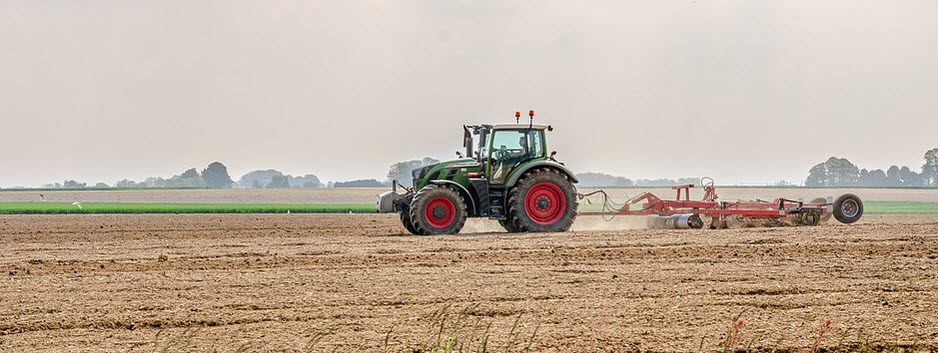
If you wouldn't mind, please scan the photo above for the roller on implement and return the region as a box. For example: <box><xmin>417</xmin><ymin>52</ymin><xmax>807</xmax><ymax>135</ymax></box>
<box><xmin>578</xmin><ymin>177</ymin><xmax>864</xmax><ymax>229</ymax></box>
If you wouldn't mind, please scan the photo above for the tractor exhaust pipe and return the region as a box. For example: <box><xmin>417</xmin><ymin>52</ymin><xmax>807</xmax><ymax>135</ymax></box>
<box><xmin>647</xmin><ymin>214</ymin><xmax>704</xmax><ymax>229</ymax></box>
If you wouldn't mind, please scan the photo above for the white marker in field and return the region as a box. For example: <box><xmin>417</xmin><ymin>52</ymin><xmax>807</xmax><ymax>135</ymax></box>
<box><xmin>72</xmin><ymin>202</ymin><xmax>82</xmax><ymax>210</ymax></box>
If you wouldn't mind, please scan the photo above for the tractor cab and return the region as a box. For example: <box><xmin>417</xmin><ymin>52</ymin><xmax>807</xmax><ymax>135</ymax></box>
<box><xmin>379</xmin><ymin>111</ymin><xmax>579</xmax><ymax>235</ymax></box>
<box><xmin>465</xmin><ymin>124</ymin><xmax>551</xmax><ymax>186</ymax></box>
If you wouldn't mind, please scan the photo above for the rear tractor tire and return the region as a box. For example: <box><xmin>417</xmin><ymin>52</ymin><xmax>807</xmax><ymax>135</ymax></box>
<box><xmin>409</xmin><ymin>184</ymin><xmax>467</xmax><ymax>235</ymax></box>
<box><xmin>832</xmin><ymin>194</ymin><xmax>863</xmax><ymax>224</ymax></box>
<box><xmin>507</xmin><ymin>168</ymin><xmax>578</xmax><ymax>232</ymax></box>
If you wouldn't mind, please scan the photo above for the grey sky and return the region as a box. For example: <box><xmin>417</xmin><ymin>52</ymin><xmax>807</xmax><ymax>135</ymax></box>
<box><xmin>2</xmin><ymin>1</ymin><xmax>936</xmax><ymax>187</ymax></box>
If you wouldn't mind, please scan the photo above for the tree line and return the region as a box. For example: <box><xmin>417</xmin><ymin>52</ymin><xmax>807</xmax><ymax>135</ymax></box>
<box><xmin>575</xmin><ymin>172</ymin><xmax>704</xmax><ymax>187</ymax></box>
<box><xmin>32</xmin><ymin>149</ymin><xmax>938</xmax><ymax>190</ymax></box>
<box><xmin>806</xmin><ymin>148</ymin><xmax>938</xmax><ymax>187</ymax></box>
<box><xmin>34</xmin><ymin>158</ymin><xmax>443</xmax><ymax>190</ymax></box>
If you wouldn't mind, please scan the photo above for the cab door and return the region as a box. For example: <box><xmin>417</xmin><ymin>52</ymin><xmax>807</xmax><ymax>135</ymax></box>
<box><xmin>487</xmin><ymin>129</ymin><xmax>544</xmax><ymax>186</ymax></box>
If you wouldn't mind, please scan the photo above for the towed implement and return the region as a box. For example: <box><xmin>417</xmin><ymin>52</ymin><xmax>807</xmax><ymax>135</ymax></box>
<box><xmin>578</xmin><ymin>177</ymin><xmax>863</xmax><ymax>229</ymax></box>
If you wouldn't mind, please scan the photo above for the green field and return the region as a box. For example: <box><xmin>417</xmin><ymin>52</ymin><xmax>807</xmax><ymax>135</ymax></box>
<box><xmin>0</xmin><ymin>201</ymin><xmax>937</xmax><ymax>215</ymax></box>
<box><xmin>0</xmin><ymin>202</ymin><xmax>375</xmax><ymax>214</ymax></box>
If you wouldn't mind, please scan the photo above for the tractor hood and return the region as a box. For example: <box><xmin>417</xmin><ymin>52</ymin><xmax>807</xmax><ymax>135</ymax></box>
<box><xmin>411</xmin><ymin>158</ymin><xmax>483</xmax><ymax>189</ymax></box>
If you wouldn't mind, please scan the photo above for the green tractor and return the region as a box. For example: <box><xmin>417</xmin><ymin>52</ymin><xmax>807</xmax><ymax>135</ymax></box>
<box><xmin>377</xmin><ymin>111</ymin><xmax>579</xmax><ymax>235</ymax></box>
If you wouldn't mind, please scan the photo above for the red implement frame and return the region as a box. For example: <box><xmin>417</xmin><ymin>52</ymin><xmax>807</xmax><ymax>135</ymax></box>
<box><xmin>578</xmin><ymin>184</ymin><xmax>831</xmax><ymax>220</ymax></box>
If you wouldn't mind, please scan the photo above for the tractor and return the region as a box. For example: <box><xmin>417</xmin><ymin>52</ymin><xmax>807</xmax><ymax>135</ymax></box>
<box><xmin>377</xmin><ymin>111</ymin><xmax>578</xmax><ymax>235</ymax></box>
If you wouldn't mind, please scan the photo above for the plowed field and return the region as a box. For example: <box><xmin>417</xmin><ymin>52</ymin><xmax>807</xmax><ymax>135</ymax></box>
<box><xmin>1</xmin><ymin>214</ymin><xmax>937</xmax><ymax>352</ymax></box>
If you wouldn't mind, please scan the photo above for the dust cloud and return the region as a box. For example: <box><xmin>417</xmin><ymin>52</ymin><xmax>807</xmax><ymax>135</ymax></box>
<box><xmin>459</xmin><ymin>215</ymin><xmax>647</xmax><ymax>234</ymax></box>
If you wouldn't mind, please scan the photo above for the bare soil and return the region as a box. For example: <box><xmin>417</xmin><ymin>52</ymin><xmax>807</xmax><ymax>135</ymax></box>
<box><xmin>1</xmin><ymin>214</ymin><xmax>937</xmax><ymax>352</ymax></box>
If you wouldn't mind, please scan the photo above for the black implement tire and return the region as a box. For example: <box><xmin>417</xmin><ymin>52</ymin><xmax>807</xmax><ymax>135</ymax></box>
<box><xmin>409</xmin><ymin>185</ymin><xmax>467</xmax><ymax>235</ymax></box>
<box><xmin>499</xmin><ymin>219</ymin><xmax>520</xmax><ymax>233</ymax></box>
<box><xmin>810</xmin><ymin>197</ymin><xmax>833</xmax><ymax>223</ymax></box>
<box><xmin>507</xmin><ymin>168</ymin><xmax>577</xmax><ymax>232</ymax></box>
<box><xmin>832</xmin><ymin>194</ymin><xmax>863</xmax><ymax>224</ymax></box>
<box><xmin>400</xmin><ymin>210</ymin><xmax>421</xmax><ymax>235</ymax></box>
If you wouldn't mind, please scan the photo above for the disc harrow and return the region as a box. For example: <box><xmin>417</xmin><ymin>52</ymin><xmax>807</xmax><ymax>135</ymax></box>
<box><xmin>578</xmin><ymin>178</ymin><xmax>863</xmax><ymax>229</ymax></box>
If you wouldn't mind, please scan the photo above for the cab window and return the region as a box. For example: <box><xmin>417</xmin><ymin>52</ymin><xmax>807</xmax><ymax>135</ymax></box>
<box><xmin>489</xmin><ymin>130</ymin><xmax>543</xmax><ymax>184</ymax></box>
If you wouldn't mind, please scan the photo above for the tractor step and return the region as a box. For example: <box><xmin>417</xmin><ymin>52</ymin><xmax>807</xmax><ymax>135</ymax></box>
<box><xmin>487</xmin><ymin>189</ymin><xmax>506</xmax><ymax>220</ymax></box>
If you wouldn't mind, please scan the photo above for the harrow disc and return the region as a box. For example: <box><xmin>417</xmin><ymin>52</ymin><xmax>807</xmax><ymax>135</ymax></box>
<box><xmin>725</xmin><ymin>214</ymin><xmax>746</xmax><ymax>229</ymax></box>
<box><xmin>810</xmin><ymin>198</ymin><xmax>832</xmax><ymax>223</ymax></box>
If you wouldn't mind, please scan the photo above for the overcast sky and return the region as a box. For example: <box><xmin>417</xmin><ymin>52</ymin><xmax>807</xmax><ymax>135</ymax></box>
<box><xmin>2</xmin><ymin>1</ymin><xmax>937</xmax><ymax>187</ymax></box>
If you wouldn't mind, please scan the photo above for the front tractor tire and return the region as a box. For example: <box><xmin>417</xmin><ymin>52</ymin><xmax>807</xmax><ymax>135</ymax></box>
<box><xmin>400</xmin><ymin>210</ymin><xmax>421</xmax><ymax>235</ymax></box>
<box><xmin>409</xmin><ymin>184</ymin><xmax>467</xmax><ymax>235</ymax></box>
<box><xmin>507</xmin><ymin>168</ymin><xmax>578</xmax><ymax>232</ymax></box>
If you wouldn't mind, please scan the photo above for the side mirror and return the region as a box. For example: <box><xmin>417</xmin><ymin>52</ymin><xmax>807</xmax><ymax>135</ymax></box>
<box><xmin>549</xmin><ymin>151</ymin><xmax>557</xmax><ymax>160</ymax></box>
<box><xmin>456</xmin><ymin>151</ymin><xmax>464</xmax><ymax>158</ymax></box>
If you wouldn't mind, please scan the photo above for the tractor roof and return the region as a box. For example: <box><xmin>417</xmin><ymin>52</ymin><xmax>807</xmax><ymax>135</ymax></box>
<box><xmin>491</xmin><ymin>124</ymin><xmax>550</xmax><ymax>131</ymax></box>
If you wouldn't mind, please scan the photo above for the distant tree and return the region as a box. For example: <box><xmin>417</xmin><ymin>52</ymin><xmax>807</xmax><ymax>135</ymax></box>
<box><xmin>144</xmin><ymin>177</ymin><xmax>165</xmax><ymax>187</ymax></box>
<box><xmin>266</xmin><ymin>174</ymin><xmax>291</xmax><ymax>188</ymax></box>
<box><xmin>63</xmin><ymin>180</ymin><xmax>86</xmax><ymax>188</ymax></box>
<box><xmin>886</xmin><ymin>165</ymin><xmax>901</xmax><ymax>186</ymax></box>
<box><xmin>161</xmin><ymin>168</ymin><xmax>206</xmax><ymax>188</ymax></box>
<box><xmin>333</xmin><ymin>179</ymin><xmax>386</xmax><ymax>188</ymax></box>
<box><xmin>94</xmin><ymin>182</ymin><xmax>110</xmax><ymax>188</ymax></box>
<box><xmin>899</xmin><ymin>166</ymin><xmax>922</xmax><ymax>186</ymax></box>
<box><xmin>634</xmin><ymin>178</ymin><xmax>680</xmax><ymax>187</ymax></box>
<box><xmin>386</xmin><ymin>157</ymin><xmax>440</xmax><ymax>187</ymax></box>
<box><xmin>858</xmin><ymin>169</ymin><xmax>869</xmax><ymax>186</ymax></box>
<box><xmin>201</xmin><ymin>162</ymin><xmax>234</xmax><ymax>189</ymax></box>
<box><xmin>576</xmin><ymin>172</ymin><xmax>633</xmax><ymax>187</ymax></box>
<box><xmin>239</xmin><ymin>169</ymin><xmax>284</xmax><ymax>189</ymax></box>
<box><xmin>805</xmin><ymin>157</ymin><xmax>859</xmax><ymax>186</ymax></box>
<box><xmin>676</xmin><ymin>177</ymin><xmax>701</xmax><ymax>186</ymax></box>
<box><xmin>288</xmin><ymin>174</ymin><xmax>324</xmax><ymax>188</ymax></box>
<box><xmin>179</xmin><ymin>168</ymin><xmax>200</xmax><ymax>179</ymax></box>
<box><xmin>114</xmin><ymin>179</ymin><xmax>139</xmax><ymax>188</ymax></box>
<box><xmin>251</xmin><ymin>180</ymin><xmax>262</xmax><ymax>188</ymax></box>
<box><xmin>922</xmin><ymin>148</ymin><xmax>938</xmax><ymax>186</ymax></box>
<box><xmin>860</xmin><ymin>169</ymin><xmax>888</xmax><ymax>186</ymax></box>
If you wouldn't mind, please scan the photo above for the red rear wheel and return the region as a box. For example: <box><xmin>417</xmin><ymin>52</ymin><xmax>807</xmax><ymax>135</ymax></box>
<box><xmin>524</xmin><ymin>182</ymin><xmax>566</xmax><ymax>225</ymax></box>
<box><xmin>507</xmin><ymin>168</ymin><xmax>577</xmax><ymax>233</ymax></box>
<box><xmin>424</xmin><ymin>196</ymin><xmax>456</xmax><ymax>229</ymax></box>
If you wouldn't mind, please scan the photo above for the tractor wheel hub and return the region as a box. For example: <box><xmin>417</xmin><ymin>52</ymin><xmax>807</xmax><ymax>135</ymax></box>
<box><xmin>536</xmin><ymin>197</ymin><xmax>550</xmax><ymax>210</ymax></box>
<box><xmin>432</xmin><ymin>206</ymin><xmax>446</xmax><ymax>219</ymax></box>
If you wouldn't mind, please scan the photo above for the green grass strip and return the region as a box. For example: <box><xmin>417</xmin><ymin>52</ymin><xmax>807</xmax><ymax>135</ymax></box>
<box><xmin>0</xmin><ymin>202</ymin><xmax>375</xmax><ymax>214</ymax></box>
<box><xmin>863</xmin><ymin>201</ymin><xmax>938</xmax><ymax>214</ymax></box>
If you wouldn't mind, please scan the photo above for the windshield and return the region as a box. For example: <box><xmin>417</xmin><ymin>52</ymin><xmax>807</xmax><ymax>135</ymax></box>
<box><xmin>488</xmin><ymin>129</ymin><xmax>543</xmax><ymax>184</ymax></box>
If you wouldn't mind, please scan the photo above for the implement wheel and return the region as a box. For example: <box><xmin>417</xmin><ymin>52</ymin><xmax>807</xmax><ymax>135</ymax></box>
<box><xmin>409</xmin><ymin>185</ymin><xmax>467</xmax><ymax>235</ymax></box>
<box><xmin>833</xmin><ymin>194</ymin><xmax>863</xmax><ymax>224</ymax></box>
<box><xmin>507</xmin><ymin>168</ymin><xmax>578</xmax><ymax>232</ymax></box>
